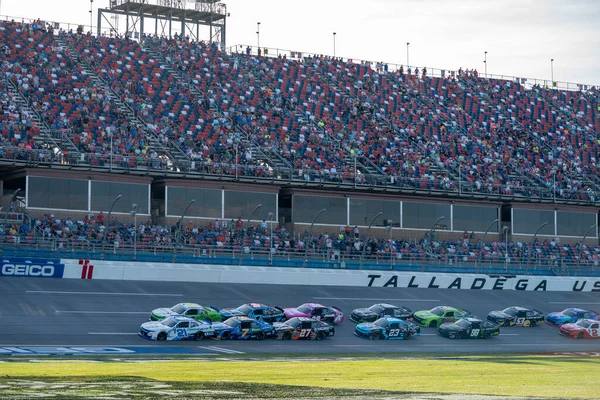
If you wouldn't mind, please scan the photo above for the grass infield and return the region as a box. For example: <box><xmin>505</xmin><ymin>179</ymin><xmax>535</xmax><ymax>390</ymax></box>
<box><xmin>0</xmin><ymin>356</ymin><xmax>598</xmax><ymax>398</ymax></box>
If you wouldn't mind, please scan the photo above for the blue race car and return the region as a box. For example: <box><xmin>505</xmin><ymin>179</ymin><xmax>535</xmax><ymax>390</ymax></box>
<box><xmin>219</xmin><ymin>303</ymin><xmax>286</xmax><ymax>323</ymax></box>
<box><xmin>545</xmin><ymin>308</ymin><xmax>600</xmax><ymax>327</ymax></box>
<box><xmin>354</xmin><ymin>317</ymin><xmax>421</xmax><ymax>340</ymax></box>
<box><xmin>212</xmin><ymin>316</ymin><xmax>276</xmax><ymax>340</ymax></box>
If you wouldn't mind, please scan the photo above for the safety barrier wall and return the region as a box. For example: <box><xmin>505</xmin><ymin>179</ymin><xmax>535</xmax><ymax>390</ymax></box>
<box><xmin>58</xmin><ymin>259</ymin><xmax>600</xmax><ymax>292</ymax></box>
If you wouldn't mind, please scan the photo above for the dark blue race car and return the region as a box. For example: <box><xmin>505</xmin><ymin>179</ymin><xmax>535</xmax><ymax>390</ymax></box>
<box><xmin>219</xmin><ymin>303</ymin><xmax>286</xmax><ymax>323</ymax></box>
<box><xmin>354</xmin><ymin>317</ymin><xmax>420</xmax><ymax>340</ymax></box>
<box><xmin>212</xmin><ymin>316</ymin><xmax>276</xmax><ymax>340</ymax></box>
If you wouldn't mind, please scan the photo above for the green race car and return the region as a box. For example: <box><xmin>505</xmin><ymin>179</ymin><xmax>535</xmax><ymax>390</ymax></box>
<box><xmin>150</xmin><ymin>303</ymin><xmax>222</xmax><ymax>322</ymax></box>
<box><xmin>413</xmin><ymin>305</ymin><xmax>472</xmax><ymax>328</ymax></box>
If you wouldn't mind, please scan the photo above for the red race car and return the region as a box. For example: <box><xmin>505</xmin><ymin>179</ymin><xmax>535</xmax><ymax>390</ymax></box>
<box><xmin>559</xmin><ymin>319</ymin><xmax>600</xmax><ymax>339</ymax></box>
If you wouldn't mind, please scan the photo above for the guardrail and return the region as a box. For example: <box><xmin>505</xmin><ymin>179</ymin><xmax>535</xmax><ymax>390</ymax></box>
<box><xmin>1</xmin><ymin>148</ymin><xmax>598</xmax><ymax>205</ymax></box>
<box><xmin>1</xmin><ymin>236</ymin><xmax>598</xmax><ymax>276</ymax></box>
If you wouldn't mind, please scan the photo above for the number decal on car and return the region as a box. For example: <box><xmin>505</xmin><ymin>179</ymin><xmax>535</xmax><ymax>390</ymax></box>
<box><xmin>299</xmin><ymin>329</ymin><xmax>312</xmax><ymax>338</ymax></box>
<box><xmin>176</xmin><ymin>328</ymin><xmax>187</xmax><ymax>337</ymax></box>
<box><xmin>241</xmin><ymin>329</ymin><xmax>250</xmax><ymax>337</ymax></box>
<box><xmin>590</xmin><ymin>329</ymin><xmax>598</xmax><ymax>337</ymax></box>
<box><xmin>515</xmin><ymin>318</ymin><xmax>525</xmax><ymax>325</ymax></box>
<box><xmin>470</xmin><ymin>329</ymin><xmax>480</xmax><ymax>337</ymax></box>
<box><xmin>388</xmin><ymin>329</ymin><xmax>400</xmax><ymax>337</ymax></box>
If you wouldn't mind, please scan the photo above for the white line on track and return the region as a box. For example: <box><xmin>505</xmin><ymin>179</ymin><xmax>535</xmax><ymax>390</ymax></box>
<box><xmin>198</xmin><ymin>346</ymin><xmax>245</xmax><ymax>354</ymax></box>
<box><xmin>88</xmin><ymin>332</ymin><xmax>140</xmax><ymax>335</ymax></box>
<box><xmin>313</xmin><ymin>297</ymin><xmax>440</xmax><ymax>302</ymax></box>
<box><xmin>26</xmin><ymin>291</ymin><xmax>183</xmax><ymax>297</ymax></box>
<box><xmin>57</xmin><ymin>311</ymin><xmax>148</xmax><ymax>315</ymax></box>
<box><xmin>419</xmin><ymin>333</ymin><xmax>519</xmax><ymax>336</ymax></box>
<box><xmin>549</xmin><ymin>302</ymin><xmax>600</xmax><ymax>305</ymax></box>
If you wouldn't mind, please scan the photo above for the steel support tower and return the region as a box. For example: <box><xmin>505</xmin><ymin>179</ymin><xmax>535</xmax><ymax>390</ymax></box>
<box><xmin>98</xmin><ymin>0</ymin><xmax>227</xmax><ymax>47</ymax></box>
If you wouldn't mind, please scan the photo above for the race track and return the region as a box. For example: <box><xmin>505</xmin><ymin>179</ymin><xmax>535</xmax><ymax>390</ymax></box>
<box><xmin>1</xmin><ymin>277</ymin><xmax>599</xmax><ymax>356</ymax></box>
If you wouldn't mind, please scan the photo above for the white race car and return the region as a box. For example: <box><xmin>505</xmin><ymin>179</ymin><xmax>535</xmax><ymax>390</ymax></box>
<box><xmin>139</xmin><ymin>316</ymin><xmax>214</xmax><ymax>341</ymax></box>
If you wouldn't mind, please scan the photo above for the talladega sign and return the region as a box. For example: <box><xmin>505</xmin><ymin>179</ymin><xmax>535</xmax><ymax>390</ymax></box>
<box><xmin>366</xmin><ymin>273</ymin><xmax>600</xmax><ymax>292</ymax></box>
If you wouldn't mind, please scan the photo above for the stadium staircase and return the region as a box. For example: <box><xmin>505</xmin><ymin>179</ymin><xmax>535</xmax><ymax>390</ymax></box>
<box><xmin>142</xmin><ymin>42</ymin><xmax>292</xmax><ymax>179</ymax></box>
<box><xmin>54</xmin><ymin>34</ymin><xmax>189</xmax><ymax>172</ymax></box>
<box><xmin>0</xmin><ymin>68</ymin><xmax>80</xmax><ymax>162</ymax></box>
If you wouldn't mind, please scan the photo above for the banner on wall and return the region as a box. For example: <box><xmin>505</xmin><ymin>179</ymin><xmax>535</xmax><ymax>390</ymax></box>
<box><xmin>0</xmin><ymin>258</ymin><xmax>64</xmax><ymax>278</ymax></box>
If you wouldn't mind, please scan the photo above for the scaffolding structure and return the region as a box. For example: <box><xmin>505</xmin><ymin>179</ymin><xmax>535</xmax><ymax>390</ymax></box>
<box><xmin>98</xmin><ymin>0</ymin><xmax>227</xmax><ymax>46</ymax></box>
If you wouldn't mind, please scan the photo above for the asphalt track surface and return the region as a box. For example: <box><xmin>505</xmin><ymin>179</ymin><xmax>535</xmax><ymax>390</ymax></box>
<box><xmin>1</xmin><ymin>277</ymin><xmax>599</xmax><ymax>355</ymax></box>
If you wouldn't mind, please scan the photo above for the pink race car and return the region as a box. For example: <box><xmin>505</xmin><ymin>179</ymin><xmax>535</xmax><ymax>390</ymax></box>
<box><xmin>283</xmin><ymin>303</ymin><xmax>344</xmax><ymax>324</ymax></box>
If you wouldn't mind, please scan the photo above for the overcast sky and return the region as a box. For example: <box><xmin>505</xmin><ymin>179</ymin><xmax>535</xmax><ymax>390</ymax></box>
<box><xmin>2</xmin><ymin>0</ymin><xmax>599</xmax><ymax>85</ymax></box>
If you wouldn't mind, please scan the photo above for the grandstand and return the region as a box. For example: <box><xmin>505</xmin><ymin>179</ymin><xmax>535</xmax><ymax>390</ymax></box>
<box><xmin>0</xmin><ymin>13</ymin><xmax>599</xmax><ymax>276</ymax></box>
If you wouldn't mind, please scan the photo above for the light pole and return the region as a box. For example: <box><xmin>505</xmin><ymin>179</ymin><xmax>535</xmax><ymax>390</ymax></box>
<box><xmin>333</xmin><ymin>32</ymin><xmax>336</xmax><ymax>57</ymax></box>
<box><xmin>578</xmin><ymin>224</ymin><xmax>598</xmax><ymax>268</ymax></box>
<box><xmin>428</xmin><ymin>216</ymin><xmax>445</xmax><ymax>245</ymax></box>
<box><xmin>386</xmin><ymin>219</ymin><xmax>393</xmax><ymax>268</ymax></box>
<box><xmin>256</xmin><ymin>22</ymin><xmax>261</xmax><ymax>52</ymax></box>
<box><xmin>268</xmin><ymin>212</ymin><xmax>274</xmax><ymax>261</ymax></box>
<box><xmin>550</xmin><ymin>58</ymin><xmax>554</xmax><ymax>87</ymax></box>
<box><xmin>484</xmin><ymin>51</ymin><xmax>487</xmax><ymax>78</ymax></box>
<box><xmin>3</xmin><ymin>188</ymin><xmax>21</xmax><ymax>225</ymax></box>
<box><xmin>480</xmin><ymin>218</ymin><xmax>499</xmax><ymax>264</ymax></box>
<box><xmin>89</xmin><ymin>0</ymin><xmax>93</xmax><ymax>32</ymax></box>
<box><xmin>130</xmin><ymin>203</ymin><xmax>138</xmax><ymax>259</ymax></box>
<box><xmin>503</xmin><ymin>226</ymin><xmax>509</xmax><ymax>270</ymax></box>
<box><xmin>360</xmin><ymin>211</ymin><xmax>383</xmax><ymax>268</ymax></box>
<box><xmin>176</xmin><ymin>199</ymin><xmax>196</xmax><ymax>243</ymax></box>
<box><xmin>406</xmin><ymin>42</ymin><xmax>410</xmax><ymax>67</ymax></box>
<box><xmin>306</xmin><ymin>208</ymin><xmax>327</xmax><ymax>257</ymax></box>
<box><xmin>247</xmin><ymin>203</ymin><xmax>263</xmax><ymax>227</ymax></box>
<box><xmin>527</xmin><ymin>222</ymin><xmax>548</xmax><ymax>267</ymax></box>
<box><xmin>109</xmin><ymin>130</ymin><xmax>113</xmax><ymax>172</ymax></box>
<box><xmin>107</xmin><ymin>194</ymin><xmax>122</xmax><ymax>226</ymax></box>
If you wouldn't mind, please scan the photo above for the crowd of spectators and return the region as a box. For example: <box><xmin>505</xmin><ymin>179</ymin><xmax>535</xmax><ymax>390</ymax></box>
<box><xmin>1</xmin><ymin>214</ymin><xmax>599</xmax><ymax>268</ymax></box>
<box><xmin>0</xmin><ymin>19</ymin><xmax>598</xmax><ymax>199</ymax></box>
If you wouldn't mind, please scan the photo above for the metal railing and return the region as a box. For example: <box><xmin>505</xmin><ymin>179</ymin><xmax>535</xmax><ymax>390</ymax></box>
<box><xmin>1</xmin><ymin>236</ymin><xmax>598</xmax><ymax>276</ymax></box>
<box><xmin>228</xmin><ymin>44</ymin><xmax>600</xmax><ymax>92</ymax></box>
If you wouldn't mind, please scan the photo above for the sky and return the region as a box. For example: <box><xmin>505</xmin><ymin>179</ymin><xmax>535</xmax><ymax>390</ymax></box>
<box><xmin>1</xmin><ymin>0</ymin><xmax>599</xmax><ymax>85</ymax></box>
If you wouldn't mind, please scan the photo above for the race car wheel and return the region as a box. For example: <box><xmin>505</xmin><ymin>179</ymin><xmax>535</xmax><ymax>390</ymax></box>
<box><xmin>371</xmin><ymin>332</ymin><xmax>382</xmax><ymax>340</ymax></box>
<box><xmin>220</xmin><ymin>331</ymin><xmax>231</xmax><ymax>340</ymax></box>
<box><xmin>429</xmin><ymin>321</ymin><xmax>437</xmax><ymax>328</ymax></box>
<box><xmin>316</xmin><ymin>332</ymin><xmax>326</xmax><ymax>341</ymax></box>
<box><xmin>530</xmin><ymin>320</ymin><xmax>537</xmax><ymax>327</ymax></box>
<box><xmin>256</xmin><ymin>332</ymin><xmax>266</xmax><ymax>341</ymax></box>
<box><xmin>194</xmin><ymin>332</ymin><xmax>204</xmax><ymax>341</ymax></box>
<box><xmin>282</xmin><ymin>331</ymin><xmax>292</xmax><ymax>340</ymax></box>
<box><xmin>577</xmin><ymin>332</ymin><xmax>584</xmax><ymax>340</ymax></box>
<box><xmin>329</xmin><ymin>328</ymin><xmax>335</xmax><ymax>337</ymax></box>
<box><xmin>504</xmin><ymin>320</ymin><xmax>511</xmax><ymax>327</ymax></box>
<box><xmin>157</xmin><ymin>332</ymin><xmax>167</xmax><ymax>341</ymax></box>
<box><xmin>484</xmin><ymin>331</ymin><xmax>491</xmax><ymax>339</ymax></box>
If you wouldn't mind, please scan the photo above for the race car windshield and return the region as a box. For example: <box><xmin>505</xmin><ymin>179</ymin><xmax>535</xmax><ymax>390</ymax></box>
<box><xmin>236</xmin><ymin>305</ymin><xmax>253</xmax><ymax>314</ymax></box>
<box><xmin>297</xmin><ymin>305</ymin><xmax>312</xmax><ymax>313</ymax></box>
<box><xmin>368</xmin><ymin>305</ymin><xmax>384</xmax><ymax>313</ymax></box>
<box><xmin>171</xmin><ymin>304</ymin><xmax>187</xmax><ymax>314</ymax></box>
<box><xmin>374</xmin><ymin>319</ymin><xmax>388</xmax><ymax>327</ymax></box>
<box><xmin>161</xmin><ymin>318</ymin><xmax>178</xmax><ymax>327</ymax></box>
<box><xmin>576</xmin><ymin>320</ymin><xmax>591</xmax><ymax>328</ymax></box>
<box><xmin>562</xmin><ymin>309</ymin><xmax>577</xmax><ymax>317</ymax></box>
<box><xmin>224</xmin><ymin>319</ymin><xmax>240</xmax><ymax>327</ymax></box>
<box><xmin>430</xmin><ymin>307</ymin><xmax>445</xmax><ymax>316</ymax></box>
<box><xmin>502</xmin><ymin>308</ymin><xmax>518</xmax><ymax>316</ymax></box>
<box><xmin>456</xmin><ymin>320</ymin><xmax>471</xmax><ymax>328</ymax></box>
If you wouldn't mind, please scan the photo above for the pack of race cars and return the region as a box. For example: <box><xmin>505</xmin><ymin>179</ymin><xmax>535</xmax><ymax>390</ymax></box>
<box><xmin>138</xmin><ymin>302</ymin><xmax>600</xmax><ymax>341</ymax></box>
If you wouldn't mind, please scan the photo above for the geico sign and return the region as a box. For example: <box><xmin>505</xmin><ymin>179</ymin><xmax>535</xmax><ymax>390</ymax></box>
<box><xmin>1</xmin><ymin>264</ymin><xmax>55</xmax><ymax>276</ymax></box>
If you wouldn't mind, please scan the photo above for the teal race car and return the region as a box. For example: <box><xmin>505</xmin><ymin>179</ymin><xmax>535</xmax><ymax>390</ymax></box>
<box><xmin>413</xmin><ymin>306</ymin><xmax>472</xmax><ymax>328</ymax></box>
<box><xmin>150</xmin><ymin>303</ymin><xmax>223</xmax><ymax>322</ymax></box>
<box><xmin>354</xmin><ymin>317</ymin><xmax>420</xmax><ymax>340</ymax></box>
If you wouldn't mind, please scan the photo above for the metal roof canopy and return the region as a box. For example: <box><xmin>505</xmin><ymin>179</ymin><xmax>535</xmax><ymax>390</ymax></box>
<box><xmin>98</xmin><ymin>0</ymin><xmax>227</xmax><ymax>46</ymax></box>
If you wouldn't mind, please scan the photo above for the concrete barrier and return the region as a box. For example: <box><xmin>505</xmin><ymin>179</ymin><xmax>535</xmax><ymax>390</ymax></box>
<box><xmin>61</xmin><ymin>259</ymin><xmax>600</xmax><ymax>292</ymax></box>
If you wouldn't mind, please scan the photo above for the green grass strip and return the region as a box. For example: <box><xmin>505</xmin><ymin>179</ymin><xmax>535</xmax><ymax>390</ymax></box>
<box><xmin>0</xmin><ymin>356</ymin><xmax>598</xmax><ymax>398</ymax></box>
